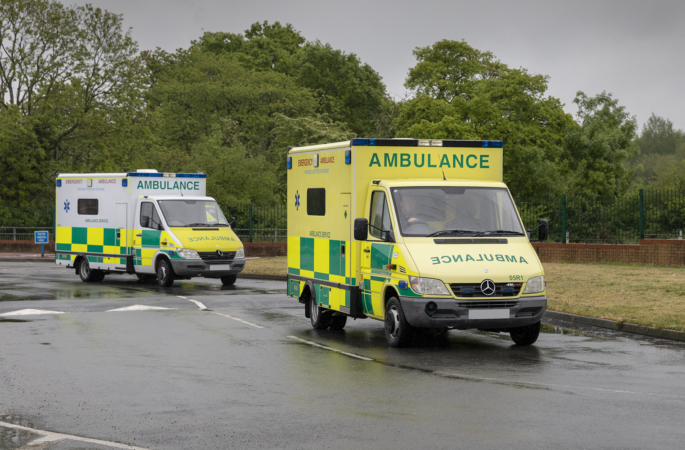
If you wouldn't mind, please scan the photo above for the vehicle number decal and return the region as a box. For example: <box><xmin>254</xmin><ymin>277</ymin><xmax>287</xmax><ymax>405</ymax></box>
<box><xmin>509</xmin><ymin>275</ymin><xmax>523</xmax><ymax>281</ymax></box>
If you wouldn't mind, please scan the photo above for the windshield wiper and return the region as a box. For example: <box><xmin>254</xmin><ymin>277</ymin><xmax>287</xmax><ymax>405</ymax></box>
<box><xmin>474</xmin><ymin>230</ymin><xmax>525</xmax><ymax>236</ymax></box>
<box><xmin>427</xmin><ymin>229</ymin><xmax>479</xmax><ymax>237</ymax></box>
<box><xmin>184</xmin><ymin>222</ymin><xmax>223</xmax><ymax>227</ymax></box>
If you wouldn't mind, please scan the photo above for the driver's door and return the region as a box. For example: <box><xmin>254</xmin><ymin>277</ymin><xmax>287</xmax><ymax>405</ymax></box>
<box><xmin>134</xmin><ymin>200</ymin><xmax>163</xmax><ymax>273</ymax></box>
<box><xmin>360</xmin><ymin>190</ymin><xmax>395</xmax><ymax>317</ymax></box>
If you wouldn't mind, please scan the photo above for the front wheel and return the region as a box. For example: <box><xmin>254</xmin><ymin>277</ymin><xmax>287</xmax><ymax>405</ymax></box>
<box><xmin>310</xmin><ymin>295</ymin><xmax>333</xmax><ymax>329</ymax></box>
<box><xmin>220</xmin><ymin>274</ymin><xmax>237</xmax><ymax>286</ymax></box>
<box><xmin>384</xmin><ymin>297</ymin><xmax>415</xmax><ymax>347</ymax></box>
<box><xmin>510</xmin><ymin>321</ymin><xmax>541</xmax><ymax>346</ymax></box>
<box><xmin>329</xmin><ymin>314</ymin><xmax>347</xmax><ymax>330</ymax></box>
<box><xmin>156</xmin><ymin>259</ymin><xmax>175</xmax><ymax>287</ymax></box>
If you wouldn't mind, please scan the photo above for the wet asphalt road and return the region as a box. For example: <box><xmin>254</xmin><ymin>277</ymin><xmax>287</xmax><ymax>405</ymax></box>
<box><xmin>1</xmin><ymin>262</ymin><xmax>685</xmax><ymax>449</ymax></box>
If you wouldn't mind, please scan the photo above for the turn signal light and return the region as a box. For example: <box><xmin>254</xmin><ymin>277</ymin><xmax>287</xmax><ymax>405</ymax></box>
<box><xmin>385</xmin><ymin>264</ymin><xmax>396</xmax><ymax>270</ymax></box>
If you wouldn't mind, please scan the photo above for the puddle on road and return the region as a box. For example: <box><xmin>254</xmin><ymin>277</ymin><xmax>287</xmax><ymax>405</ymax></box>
<box><xmin>540</xmin><ymin>324</ymin><xmax>586</xmax><ymax>336</ymax></box>
<box><xmin>0</xmin><ymin>413</ymin><xmax>40</xmax><ymax>449</ymax></box>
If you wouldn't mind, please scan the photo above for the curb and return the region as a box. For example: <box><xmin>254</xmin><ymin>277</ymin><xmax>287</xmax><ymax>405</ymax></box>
<box><xmin>237</xmin><ymin>273</ymin><xmax>287</xmax><ymax>281</ymax></box>
<box><xmin>544</xmin><ymin>310</ymin><xmax>685</xmax><ymax>342</ymax></box>
<box><xmin>0</xmin><ymin>257</ymin><xmax>54</xmax><ymax>263</ymax></box>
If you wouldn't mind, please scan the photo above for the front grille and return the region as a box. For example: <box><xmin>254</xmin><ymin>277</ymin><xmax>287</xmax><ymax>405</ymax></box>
<box><xmin>450</xmin><ymin>283</ymin><xmax>522</xmax><ymax>297</ymax></box>
<box><xmin>456</xmin><ymin>301</ymin><xmax>519</xmax><ymax>309</ymax></box>
<box><xmin>198</xmin><ymin>251</ymin><xmax>236</xmax><ymax>261</ymax></box>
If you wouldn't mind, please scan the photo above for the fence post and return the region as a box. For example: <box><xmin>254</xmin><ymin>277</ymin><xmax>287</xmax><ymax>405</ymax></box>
<box><xmin>638</xmin><ymin>189</ymin><xmax>645</xmax><ymax>240</ymax></box>
<box><xmin>13</xmin><ymin>227</ymin><xmax>16</xmax><ymax>241</ymax></box>
<box><xmin>561</xmin><ymin>195</ymin><xmax>567</xmax><ymax>244</ymax></box>
<box><xmin>248</xmin><ymin>204</ymin><xmax>253</xmax><ymax>243</ymax></box>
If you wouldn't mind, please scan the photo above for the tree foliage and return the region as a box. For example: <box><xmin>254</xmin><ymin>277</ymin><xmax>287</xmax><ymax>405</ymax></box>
<box><xmin>397</xmin><ymin>39</ymin><xmax>575</xmax><ymax>198</ymax></box>
<box><xmin>562</xmin><ymin>91</ymin><xmax>638</xmax><ymax>198</ymax></box>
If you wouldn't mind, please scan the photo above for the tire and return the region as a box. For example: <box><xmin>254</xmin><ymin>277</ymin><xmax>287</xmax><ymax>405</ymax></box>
<box><xmin>156</xmin><ymin>259</ymin><xmax>175</xmax><ymax>287</ymax></box>
<box><xmin>220</xmin><ymin>274</ymin><xmax>238</xmax><ymax>286</ymax></box>
<box><xmin>136</xmin><ymin>274</ymin><xmax>156</xmax><ymax>283</ymax></box>
<box><xmin>329</xmin><ymin>314</ymin><xmax>347</xmax><ymax>330</ymax></box>
<box><xmin>510</xmin><ymin>321</ymin><xmax>541</xmax><ymax>346</ymax></box>
<box><xmin>93</xmin><ymin>271</ymin><xmax>106</xmax><ymax>282</ymax></box>
<box><xmin>310</xmin><ymin>295</ymin><xmax>333</xmax><ymax>329</ymax></box>
<box><xmin>384</xmin><ymin>297</ymin><xmax>415</xmax><ymax>347</ymax></box>
<box><xmin>79</xmin><ymin>258</ymin><xmax>98</xmax><ymax>282</ymax></box>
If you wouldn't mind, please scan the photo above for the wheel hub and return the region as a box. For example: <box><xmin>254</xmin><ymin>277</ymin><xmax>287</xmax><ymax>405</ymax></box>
<box><xmin>386</xmin><ymin>308</ymin><xmax>400</xmax><ymax>338</ymax></box>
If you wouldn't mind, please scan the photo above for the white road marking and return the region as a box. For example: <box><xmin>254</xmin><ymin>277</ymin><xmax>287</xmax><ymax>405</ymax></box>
<box><xmin>107</xmin><ymin>305</ymin><xmax>175</xmax><ymax>312</ymax></box>
<box><xmin>177</xmin><ymin>295</ymin><xmax>207</xmax><ymax>310</ymax></box>
<box><xmin>0</xmin><ymin>420</ymin><xmax>147</xmax><ymax>449</ymax></box>
<box><xmin>288</xmin><ymin>336</ymin><xmax>374</xmax><ymax>361</ymax></box>
<box><xmin>213</xmin><ymin>312</ymin><xmax>263</xmax><ymax>328</ymax></box>
<box><xmin>0</xmin><ymin>309</ymin><xmax>64</xmax><ymax>316</ymax></box>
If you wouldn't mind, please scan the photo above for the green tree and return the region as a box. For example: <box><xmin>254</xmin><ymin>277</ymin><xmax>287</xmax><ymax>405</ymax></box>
<box><xmin>0</xmin><ymin>0</ymin><xmax>148</xmax><ymax>205</ymax></box>
<box><xmin>562</xmin><ymin>91</ymin><xmax>638</xmax><ymax>198</ymax></box>
<box><xmin>397</xmin><ymin>39</ymin><xmax>575</xmax><ymax>198</ymax></box>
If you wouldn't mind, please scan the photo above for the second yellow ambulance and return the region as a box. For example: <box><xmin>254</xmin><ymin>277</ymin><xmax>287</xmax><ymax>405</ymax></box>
<box><xmin>287</xmin><ymin>138</ymin><xmax>549</xmax><ymax>347</ymax></box>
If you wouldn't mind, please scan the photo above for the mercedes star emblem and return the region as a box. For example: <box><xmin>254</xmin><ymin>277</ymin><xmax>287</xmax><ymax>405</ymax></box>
<box><xmin>480</xmin><ymin>279</ymin><xmax>496</xmax><ymax>296</ymax></box>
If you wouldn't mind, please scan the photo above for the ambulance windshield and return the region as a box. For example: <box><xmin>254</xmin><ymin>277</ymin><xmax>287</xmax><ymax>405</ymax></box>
<box><xmin>158</xmin><ymin>200</ymin><xmax>230</xmax><ymax>227</ymax></box>
<box><xmin>391</xmin><ymin>187</ymin><xmax>524</xmax><ymax>237</ymax></box>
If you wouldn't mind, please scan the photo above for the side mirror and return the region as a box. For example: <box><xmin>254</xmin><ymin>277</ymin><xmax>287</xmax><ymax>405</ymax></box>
<box><xmin>354</xmin><ymin>218</ymin><xmax>368</xmax><ymax>241</ymax></box>
<box><xmin>230</xmin><ymin>216</ymin><xmax>236</xmax><ymax>226</ymax></box>
<box><xmin>538</xmin><ymin>219</ymin><xmax>549</xmax><ymax>241</ymax></box>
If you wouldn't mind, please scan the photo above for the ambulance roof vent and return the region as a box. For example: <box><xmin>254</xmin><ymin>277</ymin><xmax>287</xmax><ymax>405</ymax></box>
<box><xmin>136</xmin><ymin>169</ymin><xmax>159</xmax><ymax>173</ymax></box>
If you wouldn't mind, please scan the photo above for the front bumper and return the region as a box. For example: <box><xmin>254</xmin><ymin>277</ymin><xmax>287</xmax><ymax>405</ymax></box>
<box><xmin>399</xmin><ymin>295</ymin><xmax>547</xmax><ymax>330</ymax></box>
<box><xmin>170</xmin><ymin>257</ymin><xmax>245</xmax><ymax>278</ymax></box>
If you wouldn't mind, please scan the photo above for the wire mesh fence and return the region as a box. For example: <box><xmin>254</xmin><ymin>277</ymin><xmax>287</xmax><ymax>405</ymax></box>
<box><xmin>2</xmin><ymin>189</ymin><xmax>684</xmax><ymax>244</ymax></box>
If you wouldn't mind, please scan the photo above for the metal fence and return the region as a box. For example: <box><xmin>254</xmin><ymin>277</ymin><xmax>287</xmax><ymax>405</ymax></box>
<box><xmin>3</xmin><ymin>189</ymin><xmax>685</xmax><ymax>245</ymax></box>
<box><xmin>517</xmin><ymin>189</ymin><xmax>685</xmax><ymax>244</ymax></box>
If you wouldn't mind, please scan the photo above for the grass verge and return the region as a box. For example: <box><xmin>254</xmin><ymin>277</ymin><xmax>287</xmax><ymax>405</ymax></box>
<box><xmin>242</xmin><ymin>257</ymin><xmax>685</xmax><ymax>331</ymax></box>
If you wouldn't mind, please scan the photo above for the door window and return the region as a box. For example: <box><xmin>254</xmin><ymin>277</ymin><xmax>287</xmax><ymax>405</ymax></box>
<box><xmin>140</xmin><ymin>202</ymin><xmax>163</xmax><ymax>230</ymax></box>
<box><xmin>369</xmin><ymin>191</ymin><xmax>392</xmax><ymax>239</ymax></box>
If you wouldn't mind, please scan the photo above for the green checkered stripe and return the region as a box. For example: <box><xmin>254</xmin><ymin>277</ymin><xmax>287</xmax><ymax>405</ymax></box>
<box><xmin>56</xmin><ymin>227</ymin><xmax>128</xmax><ymax>264</ymax></box>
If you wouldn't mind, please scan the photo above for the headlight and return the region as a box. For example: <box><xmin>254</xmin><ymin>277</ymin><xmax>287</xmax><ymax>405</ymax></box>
<box><xmin>409</xmin><ymin>276</ymin><xmax>450</xmax><ymax>296</ymax></box>
<box><xmin>522</xmin><ymin>275</ymin><xmax>546</xmax><ymax>294</ymax></box>
<box><xmin>177</xmin><ymin>248</ymin><xmax>201</xmax><ymax>259</ymax></box>
<box><xmin>235</xmin><ymin>247</ymin><xmax>244</xmax><ymax>259</ymax></box>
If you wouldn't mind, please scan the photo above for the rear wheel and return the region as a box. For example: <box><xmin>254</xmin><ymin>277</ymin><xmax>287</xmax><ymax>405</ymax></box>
<box><xmin>384</xmin><ymin>297</ymin><xmax>415</xmax><ymax>347</ymax></box>
<box><xmin>220</xmin><ymin>274</ymin><xmax>238</xmax><ymax>286</ymax></box>
<box><xmin>78</xmin><ymin>258</ymin><xmax>101</xmax><ymax>282</ymax></box>
<box><xmin>156</xmin><ymin>259</ymin><xmax>175</xmax><ymax>287</ymax></box>
<box><xmin>329</xmin><ymin>314</ymin><xmax>347</xmax><ymax>330</ymax></box>
<box><xmin>510</xmin><ymin>321</ymin><xmax>541</xmax><ymax>346</ymax></box>
<box><xmin>310</xmin><ymin>295</ymin><xmax>333</xmax><ymax>329</ymax></box>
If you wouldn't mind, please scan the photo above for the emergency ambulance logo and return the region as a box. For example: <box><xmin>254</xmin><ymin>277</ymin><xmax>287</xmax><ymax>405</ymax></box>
<box><xmin>295</xmin><ymin>191</ymin><xmax>300</xmax><ymax>211</ymax></box>
<box><xmin>64</xmin><ymin>200</ymin><xmax>70</xmax><ymax>213</ymax></box>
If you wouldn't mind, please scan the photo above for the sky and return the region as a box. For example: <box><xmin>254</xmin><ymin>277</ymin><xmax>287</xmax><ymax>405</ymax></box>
<box><xmin>74</xmin><ymin>0</ymin><xmax>685</xmax><ymax>132</ymax></box>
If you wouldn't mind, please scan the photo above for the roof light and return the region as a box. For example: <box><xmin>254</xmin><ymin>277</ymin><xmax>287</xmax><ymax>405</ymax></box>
<box><xmin>313</xmin><ymin>154</ymin><xmax>319</xmax><ymax>167</ymax></box>
<box><xmin>122</xmin><ymin>179</ymin><xmax>128</xmax><ymax>187</ymax></box>
<box><xmin>345</xmin><ymin>150</ymin><xmax>351</xmax><ymax>165</ymax></box>
<box><xmin>287</xmin><ymin>156</ymin><xmax>292</xmax><ymax>169</ymax></box>
<box><xmin>418</xmin><ymin>139</ymin><xmax>443</xmax><ymax>147</ymax></box>
<box><xmin>56</xmin><ymin>179</ymin><xmax>62</xmax><ymax>187</ymax></box>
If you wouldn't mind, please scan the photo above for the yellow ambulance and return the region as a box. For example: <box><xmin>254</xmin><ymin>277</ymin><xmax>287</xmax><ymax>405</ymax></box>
<box><xmin>287</xmin><ymin>139</ymin><xmax>549</xmax><ymax>347</ymax></box>
<box><xmin>55</xmin><ymin>170</ymin><xmax>245</xmax><ymax>287</ymax></box>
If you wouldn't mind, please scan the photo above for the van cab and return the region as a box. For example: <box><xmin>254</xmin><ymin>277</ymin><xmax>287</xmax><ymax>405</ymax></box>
<box><xmin>286</xmin><ymin>139</ymin><xmax>548</xmax><ymax>347</ymax></box>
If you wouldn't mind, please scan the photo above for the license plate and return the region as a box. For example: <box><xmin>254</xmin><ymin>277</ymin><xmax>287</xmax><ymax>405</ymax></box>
<box><xmin>209</xmin><ymin>265</ymin><xmax>229</xmax><ymax>271</ymax></box>
<box><xmin>468</xmin><ymin>309</ymin><xmax>509</xmax><ymax>320</ymax></box>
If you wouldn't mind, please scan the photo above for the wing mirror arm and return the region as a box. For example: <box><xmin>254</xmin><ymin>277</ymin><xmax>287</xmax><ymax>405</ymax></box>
<box><xmin>526</xmin><ymin>218</ymin><xmax>549</xmax><ymax>242</ymax></box>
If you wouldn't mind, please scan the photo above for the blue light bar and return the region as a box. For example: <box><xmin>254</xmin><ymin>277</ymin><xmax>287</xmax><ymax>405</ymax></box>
<box><xmin>287</xmin><ymin>156</ymin><xmax>292</xmax><ymax>169</ymax></box>
<box><xmin>398</xmin><ymin>280</ymin><xmax>408</xmax><ymax>289</ymax></box>
<box><xmin>56</xmin><ymin>179</ymin><xmax>62</xmax><ymax>187</ymax></box>
<box><xmin>482</xmin><ymin>141</ymin><xmax>504</xmax><ymax>148</ymax></box>
<box><xmin>122</xmin><ymin>178</ymin><xmax>128</xmax><ymax>187</ymax></box>
<box><xmin>345</xmin><ymin>150</ymin><xmax>351</xmax><ymax>165</ymax></box>
<box><xmin>127</xmin><ymin>172</ymin><xmax>207</xmax><ymax>178</ymax></box>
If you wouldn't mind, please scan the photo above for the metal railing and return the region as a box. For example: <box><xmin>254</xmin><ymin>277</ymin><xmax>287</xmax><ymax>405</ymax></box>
<box><xmin>3</xmin><ymin>189</ymin><xmax>685</xmax><ymax>245</ymax></box>
<box><xmin>0</xmin><ymin>227</ymin><xmax>54</xmax><ymax>242</ymax></box>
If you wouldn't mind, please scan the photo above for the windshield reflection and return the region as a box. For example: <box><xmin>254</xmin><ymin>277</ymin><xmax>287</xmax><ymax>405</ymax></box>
<box><xmin>158</xmin><ymin>200</ymin><xmax>229</xmax><ymax>227</ymax></box>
